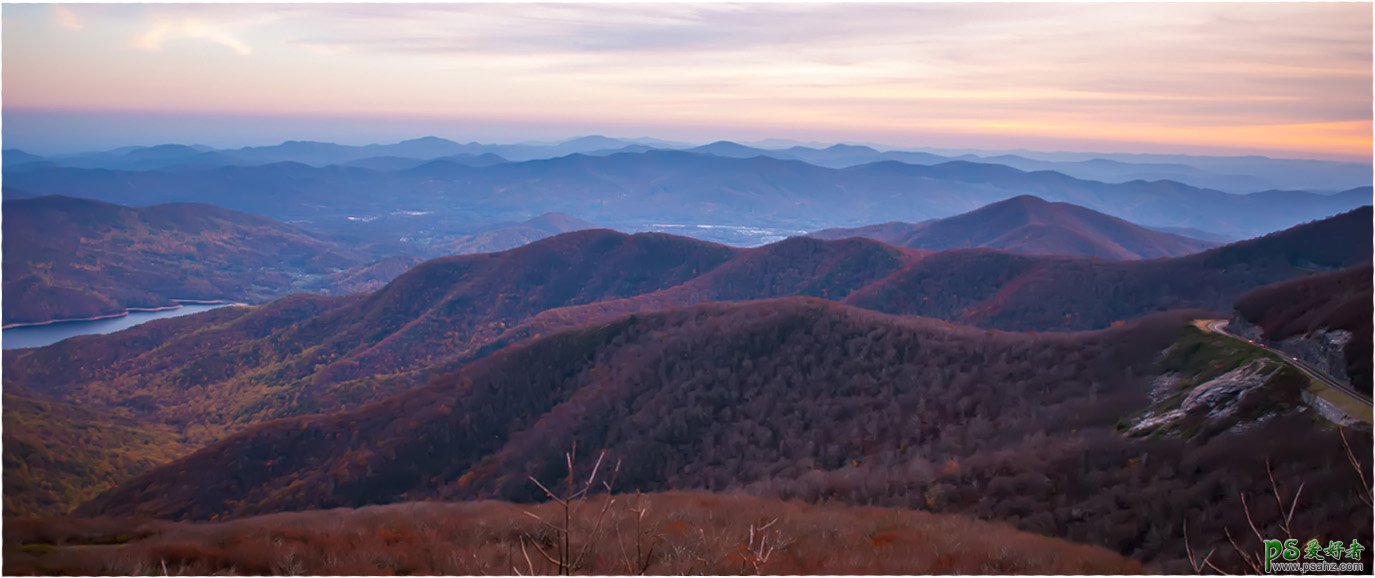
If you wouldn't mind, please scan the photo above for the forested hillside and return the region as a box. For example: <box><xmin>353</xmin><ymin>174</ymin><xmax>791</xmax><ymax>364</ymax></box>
<box><xmin>2</xmin><ymin>394</ymin><xmax>191</xmax><ymax>516</ymax></box>
<box><xmin>846</xmin><ymin>206</ymin><xmax>1372</xmax><ymax>330</ymax></box>
<box><xmin>1235</xmin><ymin>264</ymin><xmax>1373</xmax><ymax>393</ymax></box>
<box><xmin>75</xmin><ymin>299</ymin><xmax>1370</xmax><ymax>572</ymax></box>
<box><xmin>5</xmin><ymin>209</ymin><xmax>1367</xmax><ymax>518</ymax></box>
<box><xmin>2</xmin><ymin>196</ymin><xmax>367</xmax><ymax>325</ymax></box>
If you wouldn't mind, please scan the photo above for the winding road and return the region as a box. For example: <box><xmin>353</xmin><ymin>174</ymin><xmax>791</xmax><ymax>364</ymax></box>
<box><xmin>1197</xmin><ymin>319</ymin><xmax>1371</xmax><ymax>425</ymax></box>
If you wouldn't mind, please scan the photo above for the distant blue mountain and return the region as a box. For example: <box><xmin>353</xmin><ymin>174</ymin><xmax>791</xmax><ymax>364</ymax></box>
<box><xmin>5</xmin><ymin>148</ymin><xmax>1368</xmax><ymax>244</ymax></box>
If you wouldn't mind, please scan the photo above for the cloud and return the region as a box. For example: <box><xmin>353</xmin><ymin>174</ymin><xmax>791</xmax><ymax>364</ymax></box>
<box><xmin>52</xmin><ymin>5</ymin><xmax>82</xmax><ymax>30</ymax></box>
<box><xmin>136</xmin><ymin>18</ymin><xmax>253</xmax><ymax>55</ymax></box>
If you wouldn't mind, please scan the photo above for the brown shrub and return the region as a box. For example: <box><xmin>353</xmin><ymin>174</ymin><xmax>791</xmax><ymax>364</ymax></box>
<box><xmin>3</xmin><ymin>492</ymin><xmax>1141</xmax><ymax>575</ymax></box>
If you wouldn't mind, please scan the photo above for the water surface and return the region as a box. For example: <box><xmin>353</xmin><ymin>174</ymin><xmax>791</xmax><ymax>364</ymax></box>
<box><xmin>3</xmin><ymin>303</ymin><xmax>233</xmax><ymax>350</ymax></box>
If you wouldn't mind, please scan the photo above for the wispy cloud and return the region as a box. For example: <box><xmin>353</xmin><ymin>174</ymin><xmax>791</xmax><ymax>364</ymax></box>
<box><xmin>51</xmin><ymin>5</ymin><xmax>82</xmax><ymax>30</ymax></box>
<box><xmin>136</xmin><ymin>18</ymin><xmax>254</xmax><ymax>56</ymax></box>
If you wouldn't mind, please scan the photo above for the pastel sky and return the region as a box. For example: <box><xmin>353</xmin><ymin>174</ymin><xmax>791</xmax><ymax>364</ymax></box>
<box><xmin>3</xmin><ymin>2</ymin><xmax>1371</xmax><ymax>159</ymax></box>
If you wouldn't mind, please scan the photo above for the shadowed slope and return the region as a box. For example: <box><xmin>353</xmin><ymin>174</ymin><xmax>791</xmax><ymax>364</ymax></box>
<box><xmin>1235</xmin><ymin>264</ymin><xmax>1373</xmax><ymax>393</ymax></box>
<box><xmin>78</xmin><ymin>297</ymin><xmax>1172</xmax><ymax>520</ymax></box>
<box><xmin>74</xmin><ymin>300</ymin><xmax>1370</xmax><ymax>571</ymax></box>
<box><xmin>844</xmin><ymin>206</ymin><xmax>1372</xmax><ymax>330</ymax></box>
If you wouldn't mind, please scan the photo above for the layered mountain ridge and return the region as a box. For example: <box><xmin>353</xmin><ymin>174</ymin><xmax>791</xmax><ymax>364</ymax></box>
<box><xmin>8</xmin><ymin>148</ymin><xmax>1368</xmax><ymax>244</ymax></box>
<box><xmin>4</xmin><ymin>207</ymin><xmax>1367</xmax><ymax>515</ymax></box>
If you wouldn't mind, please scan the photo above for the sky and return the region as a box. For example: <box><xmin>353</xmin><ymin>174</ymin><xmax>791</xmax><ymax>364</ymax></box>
<box><xmin>3</xmin><ymin>2</ymin><xmax>1372</xmax><ymax>160</ymax></box>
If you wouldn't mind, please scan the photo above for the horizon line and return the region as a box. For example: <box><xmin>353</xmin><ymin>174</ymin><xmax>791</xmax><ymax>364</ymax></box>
<box><xmin>5</xmin><ymin>132</ymin><xmax>1370</xmax><ymax>165</ymax></box>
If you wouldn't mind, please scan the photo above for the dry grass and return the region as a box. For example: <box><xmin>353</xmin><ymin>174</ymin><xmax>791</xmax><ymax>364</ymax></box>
<box><xmin>4</xmin><ymin>491</ymin><xmax>1141</xmax><ymax>575</ymax></box>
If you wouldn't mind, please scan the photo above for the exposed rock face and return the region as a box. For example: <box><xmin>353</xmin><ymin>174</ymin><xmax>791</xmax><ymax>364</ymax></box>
<box><xmin>1129</xmin><ymin>360</ymin><xmax>1286</xmax><ymax>438</ymax></box>
<box><xmin>1179</xmin><ymin>360</ymin><xmax>1279</xmax><ymax>420</ymax></box>
<box><xmin>1229</xmin><ymin>315</ymin><xmax>1354</xmax><ymax>387</ymax></box>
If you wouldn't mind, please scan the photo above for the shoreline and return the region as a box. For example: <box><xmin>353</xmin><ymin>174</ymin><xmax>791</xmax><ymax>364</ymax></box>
<box><xmin>2</xmin><ymin>299</ymin><xmax>239</xmax><ymax>330</ymax></box>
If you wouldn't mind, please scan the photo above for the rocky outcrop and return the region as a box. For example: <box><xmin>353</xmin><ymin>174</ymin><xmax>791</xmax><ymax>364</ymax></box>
<box><xmin>1129</xmin><ymin>360</ymin><xmax>1290</xmax><ymax>438</ymax></box>
<box><xmin>1229</xmin><ymin>315</ymin><xmax>1354</xmax><ymax>387</ymax></box>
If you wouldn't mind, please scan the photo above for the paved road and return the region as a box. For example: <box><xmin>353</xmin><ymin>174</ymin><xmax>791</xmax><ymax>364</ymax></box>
<box><xmin>1200</xmin><ymin>319</ymin><xmax>1372</xmax><ymax>414</ymax></box>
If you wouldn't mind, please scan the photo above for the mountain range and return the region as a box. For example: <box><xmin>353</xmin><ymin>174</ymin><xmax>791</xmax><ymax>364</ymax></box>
<box><xmin>5</xmin><ymin>149</ymin><xmax>1368</xmax><ymax>250</ymax></box>
<box><xmin>679</xmin><ymin>140</ymin><xmax>1372</xmax><ymax>193</ymax></box>
<box><xmin>9</xmin><ymin>136</ymin><xmax>1370</xmax><ymax>193</ymax></box>
<box><xmin>4</xmin><ymin>206</ymin><xmax>1368</xmax><ymax>519</ymax></box>
<box><xmin>2</xmin><ymin>133</ymin><xmax>1371</xmax><ymax>576</ymax></box>
<box><xmin>4</xmin><ymin>192</ymin><xmax>1231</xmax><ymax>328</ymax></box>
<box><xmin>2</xmin><ymin>194</ymin><xmax>1369</xmax><ymax>573</ymax></box>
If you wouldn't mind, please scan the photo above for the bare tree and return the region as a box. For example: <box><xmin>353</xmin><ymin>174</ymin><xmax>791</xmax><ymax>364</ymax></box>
<box><xmin>1183</xmin><ymin>519</ymin><xmax>1215</xmax><ymax>574</ymax></box>
<box><xmin>1183</xmin><ymin>449</ymin><xmax>1368</xmax><ymax>576</ymax></box>
<box><xmin>518</xmin><ymin>442</ymin><xmax>622</xmax><ymax>575</ymax></box>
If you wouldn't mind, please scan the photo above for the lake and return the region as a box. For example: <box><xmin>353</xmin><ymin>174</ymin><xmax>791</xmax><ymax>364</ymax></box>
<box><xmin>3</xmin><ymin>303</ymin><xmax>235</xmax><ymax>350</ymax></box>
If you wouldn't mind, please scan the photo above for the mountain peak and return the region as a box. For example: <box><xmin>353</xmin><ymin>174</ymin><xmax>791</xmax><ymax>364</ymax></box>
<box><xmin>823</xmin><ymin>143</ymin><xmax>880</xmax><ymax>154</ymax></box>
<box><xmin>812</xmin><ymin>196</ymin><xmax>1217</xmax><ymax>260</ymax></box>
<box><xmin>987</xmin><ymin>194</ymin><xmax>1054</xmax><ymax>210</ymax></box>
<box><xmin>693</xmin><ymin>141</ymin><xmax>761</xmax><ymax>154</ymax></box>
<box><xmin>559</xmin><ymin>135</ymin><xmax>625</xmax><ymax>147</ymax></box>
<box><xmin>1002</xmin><ymin>193</ymin><xmax>1051</xmax><ymax>203</ymax></box>
<box><xmin>397</xmin><ymin>136</ymin><xmax>458</xmax><ymax>146</ymax></box>
<box><xmin>521</xmin><ymin>212</ymin><xmax>597</xmax><ymax>232</ymax></box>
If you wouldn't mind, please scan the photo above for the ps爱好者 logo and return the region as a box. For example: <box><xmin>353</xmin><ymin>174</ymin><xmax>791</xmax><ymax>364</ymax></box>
<box><xmin>1263</xmin><ymin>538</ymin><xmax>1366</xmax><ymax>574</ymax></box>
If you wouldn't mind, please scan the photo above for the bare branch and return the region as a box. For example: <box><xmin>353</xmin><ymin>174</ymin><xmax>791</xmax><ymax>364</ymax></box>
<box><xmin>639</xmin><ymin>539</ymin><xmax>658</xmax><ymax>575</ymax></box>
<box><xmin>1285</xmin><ymin>482</ymin><xmax>1305</xmax><ymax>537</ymax></box>
<box><xmin>615</xmin><ymin>514</ymin><xmax>634</xmax><ymax>574</ymax></box>
<box><xmin>584</xmin><ymin>451</ymin><xmax>606</xmax><ymax>491</ymax></box>
<box><xmin>1223</xmin><ymin>527</ymin><xmax>1263</xmax><ymax>575</ymax></box>
<box><xmin>1203</xmin><ymin>557</ymin><xmax>1234</xmax><ymax>576</ymax></box>
<box><xmin>519</xmin><ymin>538</ymin><xmax>537</xmax><ymax>576</ymax></box>
<box><xmin>529</xmin><ymin>537</ymin><xmax>563</xmax><ymax>569</ymax></box>
<box><xmin>572</xmin><ymin>496</ymin><xmax>617</xmax><ymax>570</ymax></box>
<box><xmin>1238</xmin><ymin>492</ymin><xmax>1265</xmax><ymax>546</ymax></box>
<box><xmin>1265</xmin><ymin>459</ymin><xmax>1301</xmax><ymax>539</ymax></box>
<box><xmin>1340</xmin><ymin>427</ymin><xmax>1374</xmax><ymax>507</ymax></box>
<box><xmin>1183</xmin><ymin>518</ymin><xmax>1215</xmax><ymax>575</ymax></box>
<box><xmin>528</xmin><ymin>476</ymin><xmax>568</xmax><ymax>507</ymax></box>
